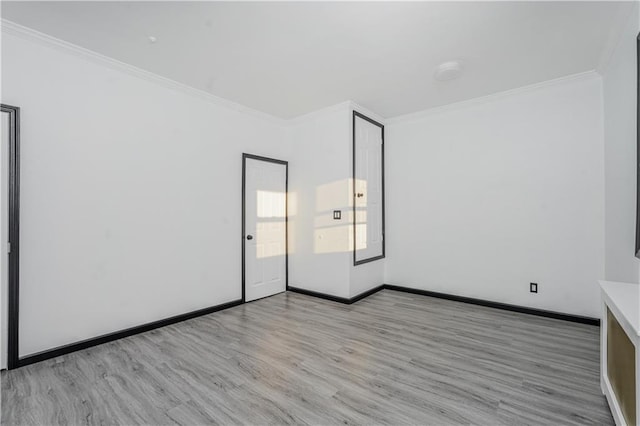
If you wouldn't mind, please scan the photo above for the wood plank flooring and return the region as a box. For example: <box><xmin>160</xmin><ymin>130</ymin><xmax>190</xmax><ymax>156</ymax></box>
<box><xmin>1</xmin><ymin>290</ymin><xmax>612</xmax><ymax>425</ymax></box>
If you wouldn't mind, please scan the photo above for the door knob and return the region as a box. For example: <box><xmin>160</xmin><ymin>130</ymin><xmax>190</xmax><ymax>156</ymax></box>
<box><xmin>246</xmin><ymin>235</ymin><xmax>253</xmax><ymax>240</ymax></box>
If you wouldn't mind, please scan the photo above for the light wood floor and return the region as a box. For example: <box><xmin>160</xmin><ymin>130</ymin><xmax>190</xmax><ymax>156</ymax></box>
<box><xmin>1</xmin><ymin>290</ymin><xmax>612</xmax><ymax>425</ymax></box>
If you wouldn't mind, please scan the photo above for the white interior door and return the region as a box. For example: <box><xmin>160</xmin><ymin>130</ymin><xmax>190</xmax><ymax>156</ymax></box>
<box><xmin>244</xmin><ymin>156</ymin><xmax>287</xmax><ymax>302</ymax></box>
<box><xmin>354</xmin><ymin>113</ymin><xmax>384</xmax><ymax>264</ymax></box>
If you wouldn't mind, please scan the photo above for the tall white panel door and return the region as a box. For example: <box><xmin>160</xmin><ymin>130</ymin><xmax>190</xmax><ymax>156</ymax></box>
<box><xmin>353</xmin><ymin>112</ymin><xmax>384</xmax><ymax>264</ymax></box>
<box><xmin>0</xmin><ymin>104</ymin><xmax>17</xmax><ymax>371</ymax></box>
<box><xmin>243</xmin><ymin>155</ymin><xmax>287</xmax><ymax>302</ymax></box>
<box><xmin>0</xmin><ymin>110</ymin><xmax>8</xmax><ymax>370</ymax></box>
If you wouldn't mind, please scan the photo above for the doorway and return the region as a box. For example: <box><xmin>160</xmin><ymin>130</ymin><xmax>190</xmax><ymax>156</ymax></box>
<box><xmin>242</xmin><ymin>154</ymin><xmax>288</xmax><ymax>302</ymax></box>
<box><xmin>1</xmin><ymin>104</ymin><xmax>20</xmax><ymax>370</ymax></box>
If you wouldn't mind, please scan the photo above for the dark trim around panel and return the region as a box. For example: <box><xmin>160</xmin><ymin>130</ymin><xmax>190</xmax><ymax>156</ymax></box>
<box><xmin>635</xmin><ymin>32</ymin><xmax>640</xmax><ymax>258</ymax></box>
<box><xmin>1</xmin><ymin>104</ymin><xmax>20</xmax><ymax>370</ymax></box>
<box><xmin>242</xmin><ymin>153</ymin><xmax>289</xmax><ymax>302</ymax></box>
<box><xmin>353</xmin><ymin>111</ymin><xmax>385</xmax><ymax>266</ymax></box>
<box><xmin>17</xmin><ymin>299</ymin><xmax>243</xmax><ymax>368</ymax></box>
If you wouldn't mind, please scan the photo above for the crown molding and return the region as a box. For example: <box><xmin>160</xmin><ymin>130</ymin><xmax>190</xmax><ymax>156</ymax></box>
<box><xmin>1</xmin><ymin>19</ymin><xmax>287</xmax><ymax>127</ymax></box>
<box><xmin>1</xmin><ymin>18</ymin><xmax>362</xmax><ymax>129</ymax></box>
<box><xmin>386</xmin><ymin>70</ymin><xmax>601</xmax><ymax>125</ymax></box>
<box><xmin>287</xmin><ymin>100</ymin><xmax>353</xmax><ymax>126</ymax></box>
<box><xmin>349</xmin><ymin>101</ymin><xmax>386</xmax><ymax>125</ymax></box>
<box><xmin>1</xmin><ymin>18</ymin><xmax>602</xmax><ymax>129</ymax></box>
<box><xmin>287</xmin><ymin>100</ymin><xmax>387</xmax><ymax>127</ymax></box>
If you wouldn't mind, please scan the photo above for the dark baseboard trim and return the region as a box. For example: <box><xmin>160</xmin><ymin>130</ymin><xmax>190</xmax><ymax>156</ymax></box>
<box><xmin>384</xmin><ymin>285</ymin><xmax>600</xmax><ymax>326</ymax></box>
<box><xmin>288</xmin><ymin>287</ymin><xmax>351</xmax><ymax>303</ymax></box>
<box><xmin>288</xmin><ymin>284</ymin><xmax>599</xmax><ymax>326</ymax></box>
<box><xmin>16</xmin><ymin>282</ymin><xmax>599</xmax><ymax>369</ymax></box>
<box><xmin>351</xmin><ymin>284</ymin><xmax>386</xmax><ymax>303</ymax></box>
<box><xmin>287</xmin><ymin>285</ymin><xmax>385</xmax><ymax>305</ymax></box>
<box><xmin>17</xmin><ymin>299</ymin><xmax>243</xmax><ymax>368</ymax></box>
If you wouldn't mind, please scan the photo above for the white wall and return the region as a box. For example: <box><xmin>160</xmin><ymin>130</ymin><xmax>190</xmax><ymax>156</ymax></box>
<box><xmin>601</xmin><ymin>5</ymin><xmax>640</xmax><ymax>284</ymax></box>
<box><xmin>349</xmin><ymin>262</ymin><xmax>384</xmax><ymax>298</ymax></box>
<box><xmin>2</xmin><ymin>32</ymin><xmax>291</xmax><ymax>356</ymax></box>
<box><xmin>288</xmin><ymin>102</ymin><xmax>385</xmax><ymax>299</ymax></box>
<box><xmin>4</xmin><ymin>10</ymin><xmax>623</xmax><ymax>358</ymax></box>
<box><xmin>385</xmin><ymin>74</ymin><xmax>606</xmax><ymax>318</ymax></box>
<box><xmin>288</xmin><ymin>104</ymin><xmax>352</xmax><ymax>298</ymax></box>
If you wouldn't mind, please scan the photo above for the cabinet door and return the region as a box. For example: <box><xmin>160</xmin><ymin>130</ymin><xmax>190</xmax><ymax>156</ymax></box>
<box><xmin>607</xmin><ymin>308</ymin><xmax>636</xmax><ymax>426</ymax></box>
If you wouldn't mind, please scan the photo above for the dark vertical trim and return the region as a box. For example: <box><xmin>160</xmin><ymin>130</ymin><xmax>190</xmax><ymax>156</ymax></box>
<box><xmin>381</xmin><ymin>114</ymin><xmax>386</xmax><ymax>260</ymax></box>
<box><xmin>1</xmin><ymin>104</ymin><xmax>20</xmax><ymax>370</ymax></box>
<box><xmin>352</xmin><ymin>112</ymin><xmax>356</xmax><ymax>266</ymax></box>
<box><xmin>636</xmin><ymin>32</ymin><xmax>640</xmax><ymax>258</ymax></box>
<box><xmin>285</xmin><ymin>163</ymin><xmax>289</xmax><ymax>290</ymax></box>
<box><xmin>242</xmin><ymin>154</ymin><xmax>288</xmax><ymax>302</ymax></box>
<box><xmin>242</xmin><ymin>156</ymin><xmax>246</xmax><ymax>302</ymax></box>
<box><xmin>353</xmin><ymin>111</ymin><xmax>385</xmax><ymax>266</ymax></box>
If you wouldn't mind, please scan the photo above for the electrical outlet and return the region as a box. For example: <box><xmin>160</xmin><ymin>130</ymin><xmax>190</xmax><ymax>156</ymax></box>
<box><xmin>333</xmin><ymin>210</ymin><xmax>341</xmax><ymax>220</ymax></box>
<box><xmin>530</xmin><ymin>283</ymin><xmax>538</xmax><ymax>293</ymax></box>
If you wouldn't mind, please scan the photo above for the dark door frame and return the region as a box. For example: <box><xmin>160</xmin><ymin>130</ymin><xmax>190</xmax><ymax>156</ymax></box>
<box><xmin>241</xmin><ymin>153</ymin><xmax>288</xmax><ymax>303</ymax></box>
<box><xmin>635</xmin><ymin>31</ymin><xmax>640</xmax><ymax>258</ymax></box>
<box><xmin>1</xmin><ymin>104</ymin><xmax>21</xmax><ymax>370</ymax></box>
<box><xmin>352</xmin><ymin>111</ymin><xmax>385</xmax><ymax>266</ymax></box>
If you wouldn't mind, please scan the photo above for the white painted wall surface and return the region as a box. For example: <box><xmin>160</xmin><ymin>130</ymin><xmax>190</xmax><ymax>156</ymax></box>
<box><xmin>601</xmin><ymin>5</ymin><xmax>640</xmax><ymax>284</ymax></box>
<box><xmin>288</xmin><ymin>102</ymin><xmax>385</xmax><ymax>299</ymax></box>
<box><xmin>2</xmin><ymin>33</ymin><xmax>290</xmax><ymax>356</ymax></box>
<box><xmin>288</xmin><ymin>104</ymin><xmax>352</xmax><ymax>298</ymax></box>
<box><xmin>349</xmin><ymin>261</ymin><xmax>384</xmax><ymax>298</ymax></box>
<box><xmin>3</xmin><ymin>12</ymin><xmax>617</xmax><ymax>359</ymax></box>
<box><xmin>385</xmin><ymin>74</ymin><xmax>605</xmax><ymax>318</ymax></box>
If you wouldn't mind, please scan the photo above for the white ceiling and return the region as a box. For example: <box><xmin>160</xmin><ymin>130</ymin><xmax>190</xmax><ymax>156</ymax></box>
<box><xmin>1</xmin><ymin>1</ymin><xmax>633</xmax><ymax>119</ymax></box>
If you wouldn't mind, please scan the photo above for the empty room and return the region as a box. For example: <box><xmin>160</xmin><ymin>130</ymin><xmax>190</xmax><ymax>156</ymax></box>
<box><xmin>1</xmin><ymin>1</ymin><xmax>639</xmax><ymax>425</ymax></box>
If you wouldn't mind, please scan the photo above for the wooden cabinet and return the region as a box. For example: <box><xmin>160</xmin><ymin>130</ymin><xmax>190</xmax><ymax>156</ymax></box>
<box><xmin>600</xmin><ymin>281</ymin><xmax>639</xmax><ymax>426</ymax></box>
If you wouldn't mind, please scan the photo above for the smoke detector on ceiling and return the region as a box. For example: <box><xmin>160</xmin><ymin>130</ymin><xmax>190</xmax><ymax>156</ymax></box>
<box><xmin>434</xmin><ymin>61</ymin><xmax>463</xmax><ymax>82</ymax></box>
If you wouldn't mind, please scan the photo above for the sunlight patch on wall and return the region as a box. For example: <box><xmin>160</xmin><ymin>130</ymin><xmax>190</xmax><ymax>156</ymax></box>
<box><xmin>255</xmin><ymin>222</ymin><xmax>286</xmax><ymax>259</ymax></box>
<box><xmin>314</xmin><ymin>225</ymin><xmax>350</xmax><ymax>254</ymax></box>
<box><xmin>254</xmin><ymin>190</ymin><xmax>286</xmax><ymax>258</ymax></box>
<box><xmin>309</xmin><ymin>178</ymin><xmax>372</xmax><ymax>254</ymax></box>
<box><xmin>316</xmin><ymin>179</ymin><xmax>350</xmax><ymax>212</ymax></box>
<box><xmin>257</xmin><ymin>190</ymin><xmax>286</xmax><ymax>218</ymax></box>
